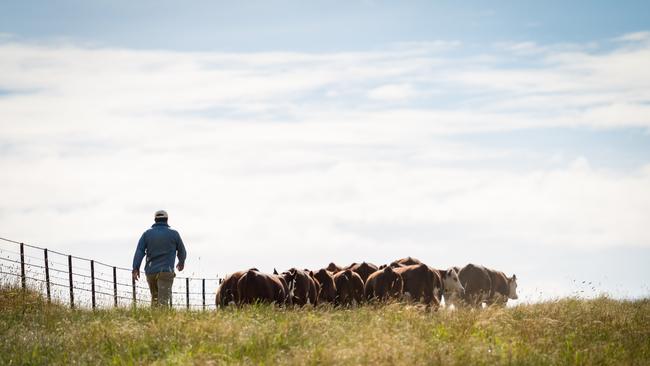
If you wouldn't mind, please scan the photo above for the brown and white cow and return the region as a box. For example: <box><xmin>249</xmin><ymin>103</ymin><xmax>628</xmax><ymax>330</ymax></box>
<box><xmin>332</xmin><ymin>269</ymin><xmax>364</xmax><ymax>306</ymax></box>
<box><xmin>313</xmin><ymin>268</ymin><xmax>337</xmax><ymax>303</ymax></box>
<box><xmin>275</xmin><ymin>268</ymin><xmax>319</xmax><ymax>306</ymax></box>
<box><xmin>348</xmin><ymin>262</ymin><xmax>379</xmax><ymax>283</ymax></box>
<box><xmin>216</xmin><ymin>268</ymin><xmax>258</xmax><ymax>307</ymax></box>
<box><xmin>393</xmin><ymin>263</ymin><xmax>439</xmax><ymax>308</ymax></box>
<box><xmin>430</xmin><ymin>267</ymin><xmax>465</xmax><ymax>305</ymax></box>
<box><xmin>486</xmin><ymin>268</ymin><xmax>518</xmax><ymax>306</ymax></box>
<box><xmin>237</xmin><ymin>269</ymin><xmax>289</xmax><ymax>305</ymax></box>
<box><xmin>365</xmin><ymin>266</ymin><xmax>404</xmax><ymax>302</ymax></box>
<box><xmin>456</xmin><ymin>264</ymin><xmax>492</xmax><ymax>307</ymax></box>
<box><xmin>456</xmin><ymin>264</ymin><xmax>518</xmax><ymax>307</ymax></box>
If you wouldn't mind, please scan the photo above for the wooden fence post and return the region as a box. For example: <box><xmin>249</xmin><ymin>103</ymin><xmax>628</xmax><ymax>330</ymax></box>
<box><xmin>202</xmin><ymin>278</ymin><xmax>206</xmax><ymax>311</ymax></box>
<box><xmin>44</xmin><ymin>249</ymin><xmax>51</xmax><ymax>303</ymax></box>
<box><xmin>113</xmin><ymin>266</ymin><xmax>118</xmax><ymax>308</ymax></box>
<box><xmin>186</xmin><ymin>278</ymin><xmax>190</xmax><ymax>310</ymax></box>
<box><xmin>19</xmin><ymin>243</ymin><xmax>26</xmax><ymax>290</ymax></box>
<box><xmin>90</xmin><ymin>260</ymin><xmax>96</xmax><ymax>310</ymax></box>
<box><xmin>132</xmin><ymin>273</ymin><xmax>136</xmax><ymax>308</ymax></box>
<box><xmin>68</xmin><ymin>255</ymin><xmax>74</xmax><ymax>308</ymax></box>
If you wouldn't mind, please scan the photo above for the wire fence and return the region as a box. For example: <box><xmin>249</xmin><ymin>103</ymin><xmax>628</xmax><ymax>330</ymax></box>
<box><xmin>0</xmin><ymin>236</ymin><xmax>223</xmax><ymax>310</ymax></box>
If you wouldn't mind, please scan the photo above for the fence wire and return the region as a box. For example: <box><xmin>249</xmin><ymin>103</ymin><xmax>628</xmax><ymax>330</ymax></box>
<box><xmin>0</xmin><ymin>236</ymin><xmax>222</xmax><ymax>310</ymax></box>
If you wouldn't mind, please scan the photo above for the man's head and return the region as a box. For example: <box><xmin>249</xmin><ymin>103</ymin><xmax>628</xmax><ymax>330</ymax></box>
<box><xmin>154</xmin><ymin>210</ymin><xmax>168</xmax><ymax>223</ymax></box>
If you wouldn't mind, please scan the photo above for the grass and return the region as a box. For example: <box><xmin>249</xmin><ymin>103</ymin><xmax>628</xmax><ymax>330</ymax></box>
<box><xmin>1</xmin><ymin>286</ymin><xmax>649</xmax><ymax>365</ymax></box>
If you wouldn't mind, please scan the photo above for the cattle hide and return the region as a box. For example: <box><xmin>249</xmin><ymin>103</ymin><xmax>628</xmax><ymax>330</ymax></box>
<box><xmin>348</xmin><ymin>262</ymin><xmax>379</xmax><ymax>283</ymax></box>
<box><xmin>237</xmin><ymin>269</ymin><xmax>287</xmax><ymax>305</ymax></box>
<box><xmin>326</xmin><ymin>262</ymin><xmax>344</xmax><ymax>273</ymax></box>
<box><xmin>394</xmin><ymin>264</ymin><xmax>439</xmax><ymax>308</ymax></box>
<box><xmin>313</xmin><ymin>269</ymin><xmax>337</xmax><ymax>303</ymax></box>
<box><xmin>430</xmin><ymin>267</ymin><xmax>464</xmax><ymax>306</ymax></box>
<box><xmin>333</xmin><ymin>269</ymin><xmax>364</xmax><ymax>306</ymax></box>
<box><xmin>394</xmin><ymin>257</ymin><xmax>422</xmax><ymax>266</ymax></box>
<box><xmin>457</xmin><ymin>264</ymin><xmax>492</xmax><ymax>307</ymax></box>
<box><xmin>486</xmin><ymin>268</ymin><xmax>517</xmax><ymax>306</ymax></box>
<box><xmin>279</xmin><ymin>268</ymin><xmax>318</xmax><ymax>306</ymax></box>
<box><xmin>365</xmin><ymin>266</ymin><xmax>404</xmax><ymax>302</ymax></box>
<box><xmin>216</xmin><ymin>268</ymin><xmax>258</xmax><ymax>307</ymax></box>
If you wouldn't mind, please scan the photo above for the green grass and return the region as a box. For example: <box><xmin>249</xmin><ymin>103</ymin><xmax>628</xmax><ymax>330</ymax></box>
<box><xmin>1</xmin><ymin>287</ymin><xmax>649</xmax><ymax>365</ymax></box>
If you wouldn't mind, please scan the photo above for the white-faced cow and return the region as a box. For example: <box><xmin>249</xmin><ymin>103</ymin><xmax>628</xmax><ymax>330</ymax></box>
<box><xmin>486</xmin><ymin>268</ymin><xmax>518</xmax><ymax>306</ymax></box>
<box><xmin>431</xmin><ymin>267</ymin><xmax>465</xmax><ymax>306</ymax></box>
<box><xmin>456</xmin><ymin>264</ymin><xmax>518</xmax><ymax>307</ymax></box>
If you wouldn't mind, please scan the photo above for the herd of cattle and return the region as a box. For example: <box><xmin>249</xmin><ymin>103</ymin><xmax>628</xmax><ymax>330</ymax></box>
<box><xmin>215</xmin><ymin>257</ymin><xmax>518</xmax><ymax>309</ymax></box>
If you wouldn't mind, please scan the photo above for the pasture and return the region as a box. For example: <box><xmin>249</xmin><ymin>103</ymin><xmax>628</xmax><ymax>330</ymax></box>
<box><xmin>1</xmin><ymin>286</ymin><xmax>648</xmax><ymax>365</ymax></box>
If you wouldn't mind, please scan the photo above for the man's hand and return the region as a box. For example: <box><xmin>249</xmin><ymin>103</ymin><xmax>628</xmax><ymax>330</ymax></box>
<box><xmin>132</xmin><ymin>269</ymin><xmax>140</xmax><ymax>281</ymax></box>
<box><xmin>176</xmin><ymin>263</ymin><xmax>184</xmax><ymax>272</ymax></box>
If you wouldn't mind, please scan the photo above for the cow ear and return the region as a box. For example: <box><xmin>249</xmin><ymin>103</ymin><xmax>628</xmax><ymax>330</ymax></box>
<box><xmin>273</xmin><ymin>268</ymin><xmax>278</xmax><ymax>275</ymax></box>
<box><xmin>512</xmin><ymin>274</ymin><xmax>517</xmax><ymax>280</ymax></box>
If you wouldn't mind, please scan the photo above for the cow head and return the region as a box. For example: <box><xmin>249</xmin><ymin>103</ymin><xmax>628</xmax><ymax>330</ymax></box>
<box><xmin>442</xmin><ymin>268</ymin><xmax>464</xmax><ymax>295</ymax></box>
<box><xmin>508</xmin><ymin>274</ymin><xmax>518</xmax><ymax>300</ymax></box>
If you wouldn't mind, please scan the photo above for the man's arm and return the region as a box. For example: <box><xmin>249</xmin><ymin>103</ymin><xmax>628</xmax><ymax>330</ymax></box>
<box><xmin>132</xmin><ymin>233</ymin><xmax>147</xmax><ymax>280</ymax></box>
<box><xmin>176</xmin><ymin>232</ymin><xmax>187</xmax><ymax>271</ymax></box>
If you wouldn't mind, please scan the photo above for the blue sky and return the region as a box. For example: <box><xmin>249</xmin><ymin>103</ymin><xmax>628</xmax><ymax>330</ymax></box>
<box><xmin>2</xmin><ymin>1</ymin><xmax>649</xmax><ymax>51</ymax></box>
<box><xmin>0</xmin><ymin>1</ymin><xmax>649</xmax><ymax>302</ymax></box>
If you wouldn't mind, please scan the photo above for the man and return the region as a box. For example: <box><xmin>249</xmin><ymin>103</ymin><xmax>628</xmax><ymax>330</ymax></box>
<box><xmin>132</xmin><ymin>210</ymin><xmax>187</xmax><ymax>307</ymax></box>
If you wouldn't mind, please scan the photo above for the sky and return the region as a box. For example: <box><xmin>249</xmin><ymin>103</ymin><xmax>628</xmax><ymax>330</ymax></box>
<box><xmin>1</xmin><ymin>1</ymin><xmax>649</xmax><ymax>302</ymax></box>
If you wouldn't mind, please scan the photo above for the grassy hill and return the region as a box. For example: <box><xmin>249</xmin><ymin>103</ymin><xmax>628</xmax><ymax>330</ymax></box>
<box><xmin>1</xmin><ymin>286</ymin><xmax>648</xmax><ymax>365</ymax></box>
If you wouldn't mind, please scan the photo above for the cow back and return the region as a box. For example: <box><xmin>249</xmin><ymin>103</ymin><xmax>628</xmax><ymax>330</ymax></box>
<box><xmin>458</xmin><ymin>264</ymin><xmax>492</xmax><ymax>307</ymax></box>
<box><xmin>314</xmin><ymin>269</ymin><xmax>337</xmax><ymax>303</ymax></box>
<box><xmin>237</xmin><ymin>270</ymin><xmax>286</xmax><ymax>305</ymax></box>
<box><xmin>349</xmin><ymin>262</ymin><xmax>379</xmax><ymax>283</ymax></box>
<box><xmin>333</xmin><ymin>270</ymin><xmax>364</xmax><ymax>306</ymax></box>
<box><xmin>487</xmin><ymin>269</ymin><xmax>509</xmax><ymax>305</ymax></box>
<box><xmin>394</xmin><ymin>264</ymin><xmax>437</xmax><ymax>306</ymax></box>
<box><xmin>365</xmin><ymin>266</ymin><xmax>403</xmax><ymax>302</ymax></box>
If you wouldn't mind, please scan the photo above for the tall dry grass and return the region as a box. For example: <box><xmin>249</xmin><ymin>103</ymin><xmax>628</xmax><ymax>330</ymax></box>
<box><xmin>1</xmin><ymin>286</ymin><xmax>648</xmax><ymax>365</ymax></box>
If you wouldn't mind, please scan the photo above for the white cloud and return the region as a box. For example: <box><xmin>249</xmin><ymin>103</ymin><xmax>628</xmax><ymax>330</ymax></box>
<box><xmin>613</xmin><ymin>31</ymin><xmax>650</xmax><ymax>43</ymax></box>
<box><xmin>367</xmin><ymin>83</ymin><xmax>418</xmax><ymax>101</ymax></box>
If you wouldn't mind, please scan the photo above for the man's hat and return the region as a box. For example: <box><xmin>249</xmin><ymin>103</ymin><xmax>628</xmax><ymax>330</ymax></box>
<box><xmin>154</xmin><ymin>210</ymin><xmax>168</xmax><ymax>219</ymax></box>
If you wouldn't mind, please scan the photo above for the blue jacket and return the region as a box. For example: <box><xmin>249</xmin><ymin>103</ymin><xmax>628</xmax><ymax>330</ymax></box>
<box><xmin>132</xmin><ymin>222</ymin><xmax>187</xmax><ymax>274</ymax></box>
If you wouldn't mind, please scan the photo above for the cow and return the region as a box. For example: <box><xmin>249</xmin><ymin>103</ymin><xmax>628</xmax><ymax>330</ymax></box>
<box><xmin>365</xmin><ymin>266</ymin><xmax>404</xmax><ymax>302</ymax></box>
<box><xmin>275</xmin><ymin>268</ymin><xmax>319</xmax><ymax>306</ymax></box>
<box><xmin>332</xmin><ymin>269</ymin><xmax>364</xmax><ymax>306</ymax></box>
<box><xmin>326</xmin><ymin>262</ymin><xmax>344</xmax><ymax>273</ymax></box>
<box><xmin>313</xmin><ymin>268</ymin><xmax>337</xmax><ymax>303</ymax></box>
<box><xmin>307</xmin><ymin>270</ymin><xmax>322</xmax><ymax>303</ymax></box>
<box><xmin>430</xmin><ymin>267</ymin><xmax>465</xmax><ymax>306</ymax></box>
<box><xmin>348</xmin><ymin>262</ymin><xmax>379</xmax><ymax>283</ymax></box>
<box><xmin>393</xmin><ymin>263</ymin><xmax>439</xmax><ymax>308</ymax></box>
<box><xmin>237</xmin><ymin>269</ymin><xmax>289</xmax><ymax>305</ymax></box>
<box><xmin>486</xmin><ymin>268</ymin><xmax>518</xmax><ymax>306</ymax></box>
<box><xmin>393</xmin><ymin>256</ymin><xmax>422</xmax><ymax>266</ymax></box>
<box><xmin>216</xmin><ymin>268</ymin><xmax>258</xmax><ymax>307</ymax></box>
<box><xmin>456</xmin><ymin>263</ymin><xmax>493</xmax><ymax>307</ymax></box>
